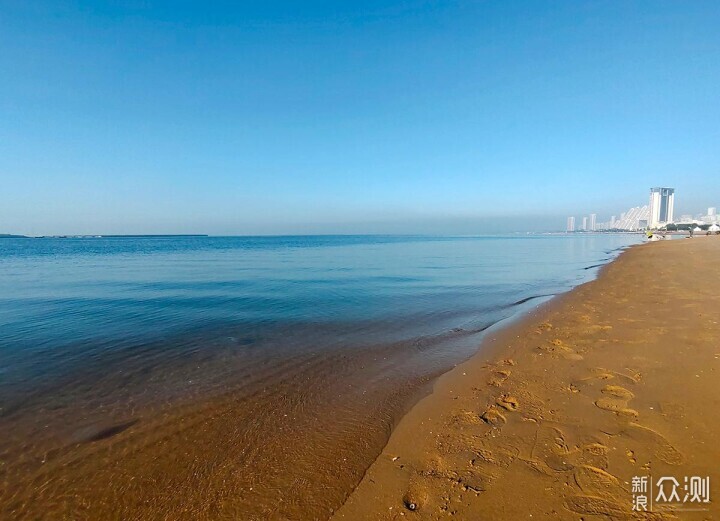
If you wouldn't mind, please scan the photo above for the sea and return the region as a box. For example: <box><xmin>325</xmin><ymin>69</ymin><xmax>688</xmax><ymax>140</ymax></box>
<box><xmin>0</xmin><ymin>234</ymin><xmax>642</xmax><ymax>519</ymax></box>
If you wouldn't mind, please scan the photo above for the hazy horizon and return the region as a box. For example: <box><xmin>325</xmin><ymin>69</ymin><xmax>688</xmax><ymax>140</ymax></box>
<box><xmin>2</xmin><ymin>215</ymin><xmax>588</xmax><ymax>236</ymax></box>
<box><xmin>2</xmin><ymin>1</ymin><xmax>719</xmax><ymax>236</ymax></box>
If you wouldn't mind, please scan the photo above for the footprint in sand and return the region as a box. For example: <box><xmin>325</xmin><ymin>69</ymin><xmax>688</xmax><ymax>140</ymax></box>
<box><xmin>568</xmin><ymin>452</ymin><xmax>671</xmax><ymax>519</ymax></box>
<box><xmin>455</xmin><ymin>471</ymin><xmax>489</xmax><ymax>495</ymax></box>
<box><xmin>564</xmin><ymin>495</ymin><xmax>626</xmax><ymax>518</ymax></box>
<box><xmin>529</xmin><ymin>425</ymin><xmax>574</xmax><ymax>472</ymax></box>
<box><xmin>478</xmin><ymin>392</ymin><xmax>520</xmax><ymax>427</ymax></box>
<box><xmin>565</xmin><ymin>494</ymin><xmax>669</xmax><ymax>520</ymax></box>
<box><xmin>571</xmin><ymin>369</ymin><xmax>641</xmax><ymax>411</ymax></box>
<box><xmin>626</xmin><ymin>449</ymin><xmax>637</xmax><ymax>463</ymax></box>
<box><xmin>450</xmin><ymin>410</ymin><xmax>483</xmax><ymax>426</ymax></box>
<box><xmin>450</xmin><ymin>440</ymin><xmax>523</xmax><ymax>499</ymax></box>
<box><xmin>582</xmin><ymin>367</ymin><xmax>641</xmax><ymax>385</ymax></box>
<box><xmin>496</xmin><ymin>394</ymin><xmax>520</xmax><ymax>411</ymax></box>
<box><xmin>623</xmin><ymin>423</ymin><xmax>685</xmax><ymax>466</ymax></box>
<box><xmin>594</xmin><ymin>384</ymin><xmax>639</xmax><ymax>419</ymax></box>
<box><xmin>488</xmin><ymin>369</ymin><xmax>511</xmax><ymax>387</ymax></box>
<box><xmin>525</xmin><ymin>426</ymin><xmax>615</xmax><ymax>478</ymax></box>
<box><xmin>471</xmin><ymin>439</ymin><xmax>520</xmax><ymax>470</ymax></box>
<box><xmin>574</xmin><ymin>441</ymin><xmax>610</xmax><ymax>470</ymax></box>
<box><xmin>573</xmin><ymin>465</ymin><xmax>624</xmax><ymax>497</ymax></box>
<box><xmin>538</xmin><ymin>339</ymin><xmax>584</xmax><ymax>360</ymax></box>
<box><xmin>480</xmin><ymin>405</ymin><xmax>506</xmax><ymax>426</ymax></box>
<box><xmin>601</xmin><ymin>385</ymin><xmax>635</xmax><ymax>400</ymax></box>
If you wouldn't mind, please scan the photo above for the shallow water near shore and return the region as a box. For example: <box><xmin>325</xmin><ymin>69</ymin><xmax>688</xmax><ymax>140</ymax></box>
<box><xmin>0</xmin><ymin>234</ymin><xmax>641</xmax><ymax>519</ymax></box>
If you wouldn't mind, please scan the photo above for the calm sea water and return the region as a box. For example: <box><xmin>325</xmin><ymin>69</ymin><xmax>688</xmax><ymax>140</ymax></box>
<box><xmin>0</xmin><ymin>234</ymin><xmax>639</xmax><ymax>407</ymax></box>
<box><xmin>0</xmin><ymin>234</ymin><xmax>643</xmax><ymax>519</ymax></box>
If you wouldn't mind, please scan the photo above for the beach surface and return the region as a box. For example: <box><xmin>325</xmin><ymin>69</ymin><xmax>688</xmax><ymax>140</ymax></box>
<box><xmin>334</xmin><ymin>237</ymin><xmax>720</xmax><ymax>520</ymax></box>
<box><xmin>0</xmin><ymin>235</ymin><xmax>637</xmax><ymax>520</ymax></box>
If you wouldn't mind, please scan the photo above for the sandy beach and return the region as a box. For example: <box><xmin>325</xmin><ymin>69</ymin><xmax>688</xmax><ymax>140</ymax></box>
<box><xmin>334</xmin><ymin>237</ymin><xmax>720</xmax><ymax>520</ymax></box>
<box><xmin>0</xmin><ymin>235</ymin><xmax>636</xmax><ymax>521</ymax></box>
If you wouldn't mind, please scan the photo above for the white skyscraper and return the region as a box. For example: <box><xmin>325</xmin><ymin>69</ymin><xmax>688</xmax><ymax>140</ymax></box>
<box><xmin>581</xmin><ymin>216</ymin><xmax>588</xmax><ymax>231</ymax></box>
<box><xmin>610</xmin><ymin>215</ymin><xmax>616</xmax><ymax>228</ymax></box>
<box><xmin>702</xmin><ymin>207</ymin><xmax>718</xmax><ymax>224</ymax></box>
<box><xmin>613</xmin><ymin>205</ymin><xmax>650</xmax><ymax>231</ymax></box>
<box><xmin>566</xmin><ymin>216</ymin><xmax>575</xmax><ymax>232</ymax></box>
<box><xmin>649</xmin><ymin>187</ymin><xmax>675</xmax><ymax>227</ymax></box>
<box><xmin>589</xmin><ymin>213</ymin><xmax>597</xmax><ymax>231</ymax></box>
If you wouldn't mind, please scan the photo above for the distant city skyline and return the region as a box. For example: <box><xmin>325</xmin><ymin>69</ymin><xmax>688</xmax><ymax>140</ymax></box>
<box><xmin>2</xmin><ymin>2</ymin><xmax>720</xmax><ymax>236</ymax></box>
<box><xmin>567</xmin><ymin>186</ymin><xmax>720</xmax><ymax>231</ymax></box>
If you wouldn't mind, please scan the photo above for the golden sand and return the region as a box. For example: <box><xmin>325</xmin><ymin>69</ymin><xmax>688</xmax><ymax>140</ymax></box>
<box><xmin>334</xmin><ymin>238</ymin><xmax>720</xmax><ymax>520</ymax></box>
<box><xmin>4</xmin><ymin>238</ymin><xmax>718</xmax><ymax>520</ymax></box>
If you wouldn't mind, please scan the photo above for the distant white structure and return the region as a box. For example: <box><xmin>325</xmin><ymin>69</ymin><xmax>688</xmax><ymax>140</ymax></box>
<box><xmin>610</xmin><ymin>215</ymin><xmax>616</xmax><ymax>227</ymax></box>
<box><xmin>701</xmin><ymin>207</ymin><xmax>718</xmax><ymax>224</ymax></box>
<box><xmin>567</xmin><ymin>216</ymin><xmax>576</xmax><ymax>232</ymax></box>
<box><xmin>581</xmin><ymin>216</ymin><xmax>588</xmax><ymax>231</ymax></box>
<box><xmin>589</xmin><ymin>213</ymin><xmax>597</xmax><ymax>231</ymax></box>
<box><xmin>611</xmin><ymin>205</ymin><xmax>650</xmax><ymax>231</ymax></box>
<box><xmin>649</xmin><ymin>187</ymin><xmax>675</xmax><ymax>228</ymax></box>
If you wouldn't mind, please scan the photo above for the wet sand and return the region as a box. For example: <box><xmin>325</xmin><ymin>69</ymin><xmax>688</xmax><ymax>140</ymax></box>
<box><xmin>0</xmin><ymin>336</ymin><xmax>445</xmax><ymax>520</ymax></box>
<box><xmin>335</xmin><ymin>237</ymin><xmax>720</xmax><ymax>520</ymax></box>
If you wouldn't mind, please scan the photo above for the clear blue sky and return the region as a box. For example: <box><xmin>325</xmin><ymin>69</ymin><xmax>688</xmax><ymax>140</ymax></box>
<box><xmin>1</xmin><ymin>1</ymin><xmax>719</xmax><ymax>235</ymax></box>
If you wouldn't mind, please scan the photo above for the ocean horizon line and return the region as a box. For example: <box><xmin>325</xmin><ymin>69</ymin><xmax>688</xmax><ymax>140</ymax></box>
<box><xmin>1</xmin><ymin>230</ymin><xmax>646</xmax><ymax>239</ymax></box>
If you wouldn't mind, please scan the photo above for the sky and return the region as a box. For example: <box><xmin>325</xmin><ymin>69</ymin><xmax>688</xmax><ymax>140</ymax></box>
<box><xmin>1</xmin><ymin>1</ymin><xmax>719</xmax><ymax>235</ymax></box>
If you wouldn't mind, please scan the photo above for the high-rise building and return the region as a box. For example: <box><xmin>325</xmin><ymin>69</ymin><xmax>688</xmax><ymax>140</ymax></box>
<box><xmin>566</xmin><ymin>216</ymin><xmax>575</xmax><ymax>232</ymax></box>
<box><xmin>649</xmin><ymin>187</ymin><xmax>675</xmax><ymax>227</ymax></box>
<box><xmin>581</xmin><ymin>216</ymin><xmax>588</xmax><ymax>231</ymax></box>
<box><xmin>610</xmin><ymin>215</ymin><xmax>616</xmax><ymax>228</ymax></box>
<box><xmin>589</xmin><ymin>213</ymin><xmax>597</xmax><ymax>231</ymax></box>
<box><xmin>701</xmin><ymin>207</ymin><xmax>718</xmax><ymax>224</ymax></box>
<box><xmin>613</xmin><ymin>205</ymin><xmax>650</xmax><ymax>231</ymax></box>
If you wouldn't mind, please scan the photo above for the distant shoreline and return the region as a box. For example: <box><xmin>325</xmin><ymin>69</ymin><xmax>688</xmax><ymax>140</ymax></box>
<box><xmin>0</xmin><ymin>231</ymin><xmax>650</xmax><ymax>240</ymax></box>
<box><xmin>0</xmin><ymin>234</ymin><xmax>209</xmax><ymax>239</ymax></box>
